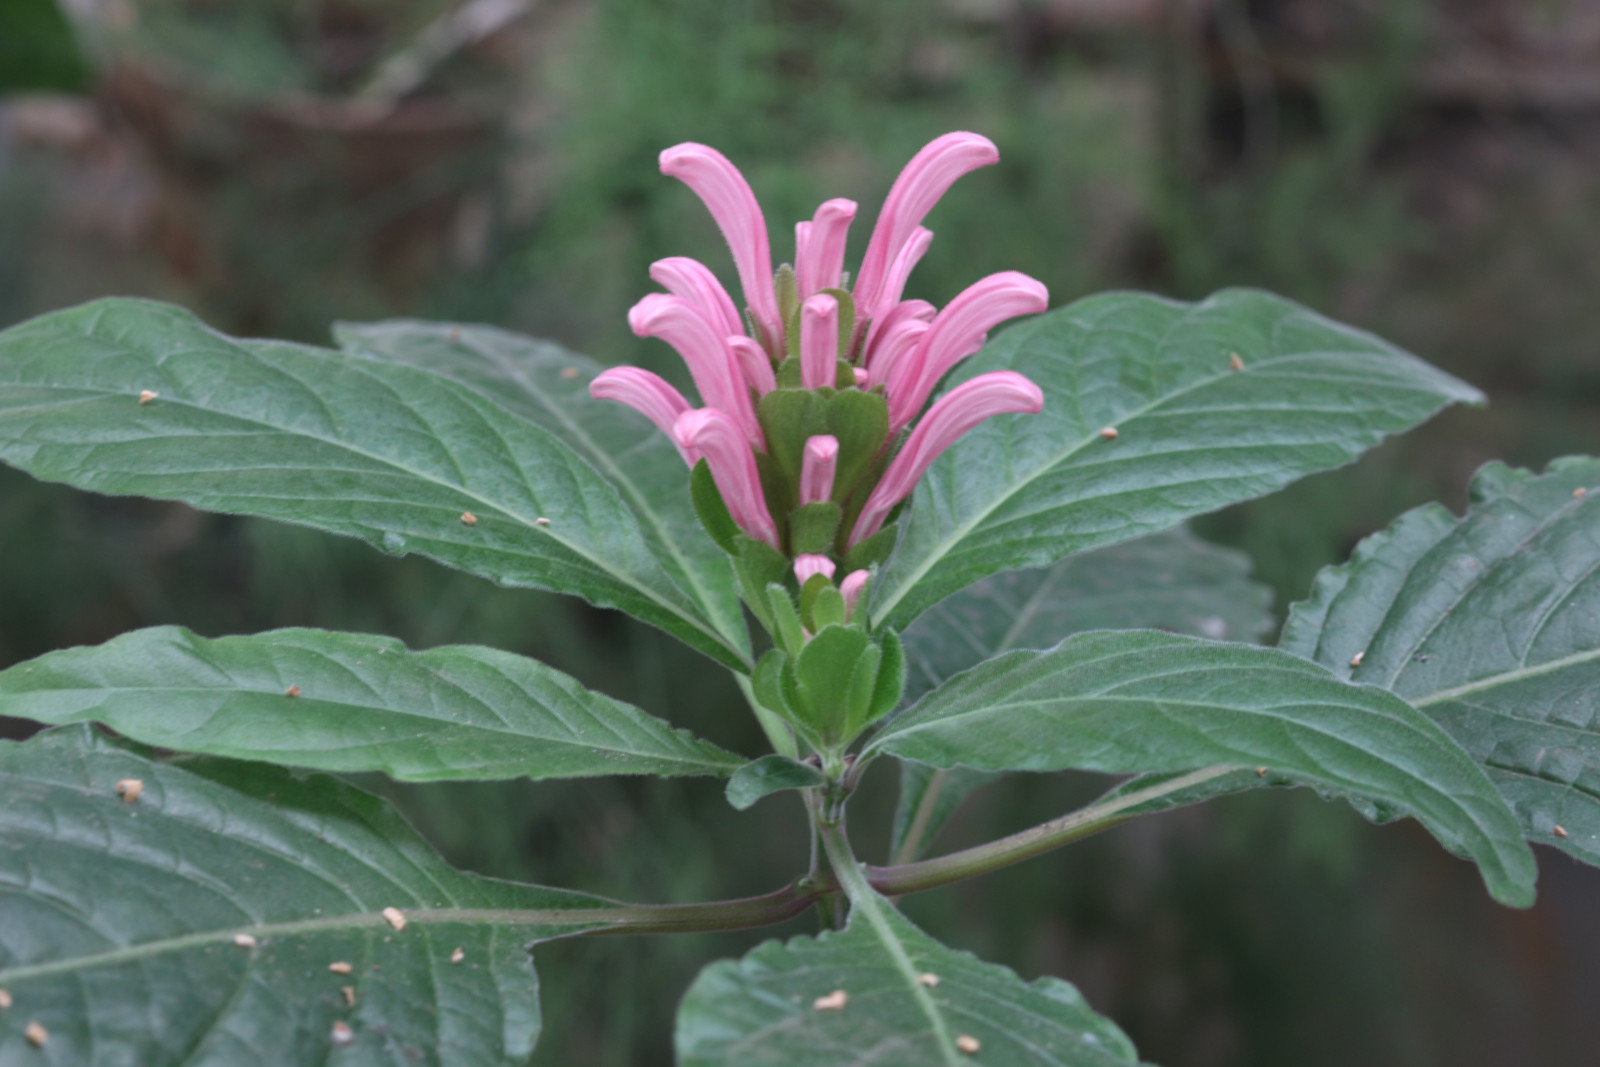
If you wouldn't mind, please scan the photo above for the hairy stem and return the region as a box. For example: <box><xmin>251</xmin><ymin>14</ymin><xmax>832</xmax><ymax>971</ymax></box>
<box><xmin>571</xmin><ymin>878</ymin><xmax>823</xmax><ymax>938</ymax></box>
<box><xmin>867</xmin><ymin>765</ymin><xmax>1237</xmax><ymax>897</ymax></box>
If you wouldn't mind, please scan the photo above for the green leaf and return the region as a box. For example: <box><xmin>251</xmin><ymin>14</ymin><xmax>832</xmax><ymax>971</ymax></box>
<box><xmin>1280</xmin><ymin>457</ymin><xmax>1600</xmax><ymax>865</ymax></box>
<box><xmin>0</xmin><ymin>725</ymin><xmax>625</xmax><ymax>1065</ymax></box>
<box><xmin>0</xmin><ymin>0</ymin><xmax>88</xmax><ymax>95</ymax></box>
<box><xmin>868</xmin><ymin>289</ymin><xmax>1483</xmax><ymax>632</ymax></box>
<box><xmin>867</xmin><ymin>630</ymin><xmax>1537</xmax><ymax>907</ymax></box>
<box><xmin>333</xmin><ymin>319</ymin><xmax>747</xmax><ymax>654</ymax></box>
<box><xmin>0</xmin><ymin>626</ymin><xmax>745</xmax><ymax>781</ymax></box>
<box><xmin>900</xmin><ymin>527</ymin><xmax>1276</xmax><ymax>706</ymax></box>
<box><xmin>0</xmin><ymin>300</ymin><xmax>748</xmax><ymax>670</ymax></box>
<box><xmin>676</xmin><ymin>889</ymin><xmax>1140</xmax><ymax>1066</ymax></box>
<box><xmin>889</xmin><ymin>527</ymin><xmax>1274</xmax><ymax>861</ymax></box>
<box><xmin>725</xmin><ymin>755</ymin><xmax>826</xmax><ymax>811</ymax></box>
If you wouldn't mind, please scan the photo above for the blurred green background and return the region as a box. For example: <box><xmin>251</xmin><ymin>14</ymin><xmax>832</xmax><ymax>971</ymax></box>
<box><xmin>3</xmin><ymin>0</ymin><xmax>1599</xmax><ymax>1063</ymax></box>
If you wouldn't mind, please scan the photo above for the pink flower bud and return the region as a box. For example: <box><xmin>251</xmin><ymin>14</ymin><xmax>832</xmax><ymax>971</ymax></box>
<box><xmin>673</xmin><ymin>408</ymin><xmax>780</xmax><ymax>549</ymax></box>
<box><xmin>660</xmin><ymin>143</ymin><xmax>781</xmax><ymax>355</ymax></box>
<box><xmin>886</xmin><ymin>272</ymin><xmax>1048</xmax><ymax>431</ymax></box>
<box><xmin>795</xmin><ymin>198</ymin><xmax>857</xmax><ymax>297</ymax></box>
<box><xmin>799</xmin><ymin>434</ymin><xmax>839</xmax><ymax>506</ymax></box>
<box><xmin>839</xmin><ymin>569</ymin><xmax>870</xmax><ymax>620</ymax></box>
<box><xmin>867</xmin><ymin>317</ymin><xmax>930</xmax><ymax>385</ymax></box>
<box><xmin>800</xmin><ymin>294</ymin><xmax>840</xmax><ymax>391</ymax></box>
<box><xmin>851</xmin><ymin>371</ymin><xmax>1043</xmax><ymax>546</ymax></box>
<box><xmin>630</xmin><ymin>293</ymin><xmax>763</xmax><ymax>448</ymax></box>
<box><xmin>853</xmin><ymin>133</ymin><xmax>999</xmax><ymax>318</ymax></box>
<box><xmin>793</xmin><ymin>554</ymin><xmax>836</xmax><ymax>585</ymax></box>
<box><xmin>649</xmin><ymin>257</ymin><xmax>744</xmax><ymax>340</ymax></box>
<box><xmin>590</xmin><ymin>368</ymin><xmax>693</xmax><ymax>462</ymax></box>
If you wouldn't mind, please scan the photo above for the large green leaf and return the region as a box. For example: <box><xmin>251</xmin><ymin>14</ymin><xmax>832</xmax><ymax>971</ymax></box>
<box><xmin>869</xmin><ymin>289</ymin><xmax>1482</xmax><ymax>632</ymax></box>
<box><xmin>866</xmin><ymin>630</ymin><xmax>1537</xmax><ymax>907</ymax></box>
<box><xmin>676</xmin><ymin>887</ymin><xmax>1140</xmax><ymax>1066</ymax></box>
<box><xmin>332</xmin><ymin>320</ymin><xmax>747</xmax><ymax>655</ymax></box>
<box><xmin>0</xmin><ymin>299</ymin><xmax>748</xmax><ymax>669</ymax></box>
<box><xmin>1280</xmin><ymin>457</ymin><xmax>1600</xmax><ymax>866</ymax></box>
<box><xmin>0</xmin><ymin>725</ymin><xmax>625</xmax><ymax>1065</ymax></box>
<box><xmin>889</xmin><ymin>527</ymin><xmax>1274</xmax><ymax>861</ymax></box>
<box><xmin>0</xmin><ymin>626</ymin><xmax>745</xmax><ymax>781</ymax></box>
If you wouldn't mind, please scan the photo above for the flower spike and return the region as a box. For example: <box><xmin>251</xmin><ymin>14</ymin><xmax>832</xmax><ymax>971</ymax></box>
<box><xmin>886</xmin><ymin>271</ymin><xmax>1048</xmax><ymax>430</ymax></box>
<box><xmin>674</xmin><ymin>408</ymin><xmax>780</xmax><ymax>549</ymax></box>
<box><xmin>800</xmin><ymin>294</ymin><xmax>840</xmax><ymax>391</ymax></box>
<box><xmin>659</xmin><ymin>144</ymin><xmax>781</xmax><ymax>355</ymax></box>
<box><xmin>799</xmin><ymin>435</ymin><xmax>839</xmax><ymax>506</ymax></box>
<box><xmin>851</xmin><ymin>371</ymin><xmax>1043</xmax><ymax>545</ymax></box>
<box><xmin>649</xmin><ymin>257</ymin><xmax>744</xmax><ymax>340</ymax></box>
<box><xmin>629</xmin><ymin>293</ymin><xmax>763</xmax><ymax>447</ymax></box>
<box><xmin>795</xmin><ymin>198</ymin><xmax>857</xmax><ymax>297</ymax></box>
<box><xmin>853</xmin><ymin>133</ymin><xmax>999</xmax><ymax>319</ymax></box>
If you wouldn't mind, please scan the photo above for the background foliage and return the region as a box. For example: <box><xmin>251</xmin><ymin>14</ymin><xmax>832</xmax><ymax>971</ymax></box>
<box><xmin>2</xmin><ymin>0</ymin><xmax>1599</xmax><ymax>1063</ymax></box>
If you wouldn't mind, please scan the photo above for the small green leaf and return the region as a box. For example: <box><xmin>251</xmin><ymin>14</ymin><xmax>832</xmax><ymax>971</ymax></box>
<box><xmin>0</xmin><ymin>626</ymin><xmax>746</xmax><ymax>781</ymax></box>
<box><xmin>1280</xmin><ymin>457</ymin><xmax>1600</xmax><ymax>866</ymax></box>
<box><xmin>691</xmin><ymin>457</ymin><xmax>742</xmax><ymax>553</ymax></box>
<box><xmin>868</xmin><ymin>630</ymin><xmax>1537</xmax><ymax>907</ymax></box>
<box><xmin>725</xmin><ymin>754</ymin><xmax>826</xmax><ymax>811</ymax></box>
<box><xmin>792</xmin><ymin>625</ymin><xmax>873</xmax><ymax>743</ymax></box>
<box><xmin>767</xmin><ymin>583</ymin><xmax>808</xmax><ymax>655</ymax></box>
<box><xmin>0</xmin><ymin>726</ymin><xmax>624</xmax><ymax>1065</ymax></box>
<box><xmin>676</xmin><ymin>887</ymin><xmax>1139</xmax><ymax>1066</ymax></box>
<box><xmin>868</xmin><ymin>289</ymin><xmax>1484</xmax><ymax>632</ymax></box>
<box><xmin>789</xmin><ymin>500</ymin><xmax>842</xmax><ymax>555</ymax></box>
<box><xmin>824</xmin><ymin>387</ymin><xmax>891</xmax><ymax>502</ymax></box>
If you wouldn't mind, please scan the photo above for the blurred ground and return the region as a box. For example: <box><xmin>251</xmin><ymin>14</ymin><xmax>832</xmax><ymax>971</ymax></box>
<box><xmin>3</xmin><ymin>1</ymin><xmax>1600</xmax><ymax>1064</ymax></box>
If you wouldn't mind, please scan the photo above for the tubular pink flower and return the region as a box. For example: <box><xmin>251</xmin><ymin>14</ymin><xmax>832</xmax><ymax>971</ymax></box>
<box><xmin>728</xmin><ymin>336</ymin><xmax>776</xmax><ymax>396</ymax></box>
<box><xmin>649</xmin><ymin>257</ymin><xmax>744</xmax><ymax>340</ymax></box>
<box><xmin>795</xmin><ymin>198</ymin><xmax>857</xmax><ymax>297</ymax></box>
<box><xmin>799</xmin><ymin>434</ymin><xmax>839</xmax><ymax>505</ymax></box>
<box><xmin>630</xmin><ymin>293</ymin><xmax>763</xmax><ymax>447</ymax></box>
<box><xmin>886</xmin><ymin>271</ymin><xmax>1048</xmax><ymax>430</ymax></box>
<box><xmin>853</xmin><ymin>133</ymin><xmax>999</xmax><ymax>318</ymax></box>
<box><xmin>793</xmin><ymin>554</ymin><xmax>836</xmax><ymax>585</ymax></box>
<box><xmin>673</xmin><ymin>408</ymin><xmax>780</xmax><ymax>549</ymax></box>
<box><xmin>850</xmin><ymin>371</ymin><xmax>1044</xmax><ymax>546</ymax></box>
<box><xmin>590</xmin><ymin>367</ymin><xmax>695</xmax><ymax>465</ymax></box>
<box><xmin>800</xmin><ymin>294</ymin><xmax>840</xmax><ymax>390</ymax></box>
<box><xmin>660</xmin><ymin>144</ymin><xmax>781</xmax><ymax>355</ymax></box>
<box><xmin>866</xmin><ymin>316</ymin><xmax>931</xmax><ymax>385</ymax></box>
<box><xmin>839</xmin><ymin>570</ymin><xmax>870</xmax><ymax>620</ymax></box>
<box><xmin>859</xmin><ymin>229</ymin><xmax>935</xmax><ymax>359</ymax></box>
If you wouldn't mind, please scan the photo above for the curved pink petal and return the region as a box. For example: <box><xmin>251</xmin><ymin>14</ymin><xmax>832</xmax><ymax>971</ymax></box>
<box><xmin>863</xmin><ymin>302</ymin><xmax>933</xmax><ymax>378</ymax></box>
<box><xmin>794</xmin><ymin>554</ymin><xmax>836</xmax><ymax>585</ymax></box>
<box><xmin>795</xmin><ymin>198</ymin><xmax>857</xmax><ymax>297</ymax></box>
<box><xmin>649</xmin><ymin>257</ymin><xmax>744</xmax><ymax>340</ymax></box>
<box><xmin>728</xmin><ymin>335</ymin><xmax>777</xmax><ymax>396</ymax></box>
<box><xmin>859</xmin><ymin>229</ymin><xmax>934</xmax><ymax>359</ymax></box>
<box><xmin>659</xmin><ymin>144</ymin><xmax>781</xmax><ymax>355</ymax></box>
<box><xmin>673</xmin><ymin>408</ymin><xmax>780</xmax><ymax>549</ymax></box>
<box><xmin>853</xmin><ymin>133</ymin><xmax>998</xmax><ymax>318</ymax></box>
<box><xmin>630</xmin><ymin>293</ymin><xmax>763</xmax><ymax>447</ymax></box>
<box><xmin>850</xmin><ymin>371</ymin><xmax>1043</xmax><ymax>546</ymax></box>
<box><xmin>799</xmin><ymin>434</ymin><xmax>839</xmax><ymax>505</ymax></box>
<box><xmin>839</xmin><ymin>569</ymin><xmax>870</xmax><ymax>620</ymax></box>
<box><xmin>590</xmin><ymin>368</ymin><xmax>693</xmax><ymax>462</ymax></box>
<box><xmin>886</xmin><ymin>271</ymin><xmax>1048</xmax><ymax>430</ymax></box>
<box><xmin>800</xmin><ymin>294</ymin><xmax>840</xmax><ymax>390</ymax></box>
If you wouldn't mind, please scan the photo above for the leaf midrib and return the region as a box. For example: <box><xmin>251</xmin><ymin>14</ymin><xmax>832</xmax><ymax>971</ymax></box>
<box><xmin>11</xmin><ymin>681</ymin><xmax>742</xmax><ymax>772</ymax></box>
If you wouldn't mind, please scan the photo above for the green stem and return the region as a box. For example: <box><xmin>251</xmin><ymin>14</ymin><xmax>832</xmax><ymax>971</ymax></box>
<box><xmin>737</xmin><ymin>672</ymin><xmax>798</xmax><ymax>759</ymax></box>
<box><xmin>867</xmin><ymin>764</ymin><xmax>1237</xmax><ymax>897</ymax></box>
<box><xmin>571</xmin><ymin>879</ymin><xmax>821</xmax><ymax>937</ymax></box>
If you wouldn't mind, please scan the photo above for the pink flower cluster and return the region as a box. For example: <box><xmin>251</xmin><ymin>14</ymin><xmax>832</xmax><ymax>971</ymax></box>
<box><xmin>592</xmin><ymin>132</ymin><xmax>1046</xmax><ymax>596</ymax></box>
